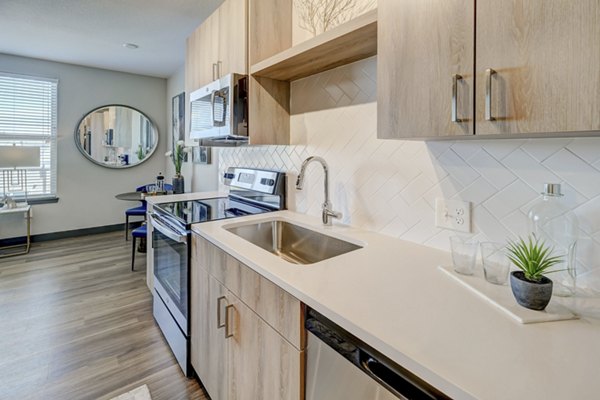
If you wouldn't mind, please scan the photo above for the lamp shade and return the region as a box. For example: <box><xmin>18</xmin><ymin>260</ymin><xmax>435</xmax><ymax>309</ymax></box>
<box><xmin>0</xmin><ymin>146</ymin><xmax>40</xmax><ymax>168</ymax></box>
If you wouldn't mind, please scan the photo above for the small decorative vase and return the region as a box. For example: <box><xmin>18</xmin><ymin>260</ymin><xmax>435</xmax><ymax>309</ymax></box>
<box><xmin>172</xmin><ymin>173</ymin><xmax>185</xmax><ymax>194</ymax></box>
<box><xmin>510</xmin><ymin>271</ymin><xmax>553</xmax><ymax>311</ymax></box>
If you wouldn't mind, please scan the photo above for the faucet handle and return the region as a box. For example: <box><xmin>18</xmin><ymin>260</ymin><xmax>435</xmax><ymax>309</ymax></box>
<box><xmin>322</xmin><ymin>203</ymin><xmax>342</xmax><ymax>225</ymax></box>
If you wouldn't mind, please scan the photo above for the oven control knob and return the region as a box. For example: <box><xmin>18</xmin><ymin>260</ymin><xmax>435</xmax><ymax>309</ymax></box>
<box><xmin>260</xmin><ymin>178</ymin><xmax>275</xmax><ymax>186</ymax></box>
<box><xmin>224</xmin><ymin>173</ymin><xmax>235</xmax><ymax>180</ymax></box>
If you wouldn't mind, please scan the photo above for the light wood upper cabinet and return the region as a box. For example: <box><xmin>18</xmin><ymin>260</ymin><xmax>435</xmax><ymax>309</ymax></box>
<box><xmin>185</xmin><ymin>8</ymin><xmax>219</xmax><ymax>94</ymax></box>
<box><xmin>476</xmin><ymin>0</ymin><xmax>600</xmax><ymax>136</ymax></box>
<box><xmin>218</xmin><ymin>0</ymin><xmax>248</xmax><ymax>77</ymax></box>
<box><xmin>377</xmin><ymin>0</ymin><xmax>474</xmax><ymax>139</ymax></box>
<box><xmin>185</xmin><ymin>0</ymin><xmax>247</xmax><ymax>95</ymax></box>
<box><xmin>247</xmin><ymin>0</ymin><xmax>292</xmax><ymax>145</ymax></box>
<box><xmin>248</xmin><ymin>0</ymin><xmax>292</xmax><ymax>66</ymax></box>
<box><xmin>379</xmin><ymin>0</ymin><xmax>600</xmax><ymax>139</ymax></box>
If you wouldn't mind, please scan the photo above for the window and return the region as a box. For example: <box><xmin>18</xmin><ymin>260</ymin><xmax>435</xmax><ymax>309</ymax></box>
<box><xmin>0</xmin><ymin>72</ymin><xmax>58</xmax><ymax>200</ymax></box>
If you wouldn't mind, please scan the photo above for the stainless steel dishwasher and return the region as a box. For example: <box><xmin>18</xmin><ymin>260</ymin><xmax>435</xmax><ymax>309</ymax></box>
<box><xmin>305</xmin><ymin>308</ymin><xmax>452</xmax><ymax>400</ymax></box>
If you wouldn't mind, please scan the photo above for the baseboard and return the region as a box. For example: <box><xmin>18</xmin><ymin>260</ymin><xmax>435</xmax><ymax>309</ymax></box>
<box><xmin>0</xmin><ymin>222</ymin><xmax>143</xmax><ymax>247</ymax></box>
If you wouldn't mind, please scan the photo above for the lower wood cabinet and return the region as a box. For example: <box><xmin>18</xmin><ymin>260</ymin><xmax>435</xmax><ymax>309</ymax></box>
<box><xmin>191</xmin><ymin>234</ymin><xmax>305</xmax><ymax>400</ymax></box>
<box><xmin>228</xmin><ymin>295</ymin><xmax>303</xmax><ymax>400</ymax></box>
<box><xmin>191</xmin><ymin>266</ymin><xmax>228</xmax><ymax>400</ymax></box>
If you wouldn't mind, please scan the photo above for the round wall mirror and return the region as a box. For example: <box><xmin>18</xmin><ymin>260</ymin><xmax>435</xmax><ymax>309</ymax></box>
<box><xmin>74</xmin><ymin>105</ymin><xmax>159</xmax><ymax>168</ymax></box>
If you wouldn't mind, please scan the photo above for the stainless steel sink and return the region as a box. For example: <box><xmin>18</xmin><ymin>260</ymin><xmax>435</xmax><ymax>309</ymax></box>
<box><xmin>225</xmin><ymin>220</ymin><xmax>362</xmax><ymax>265</ymax></box>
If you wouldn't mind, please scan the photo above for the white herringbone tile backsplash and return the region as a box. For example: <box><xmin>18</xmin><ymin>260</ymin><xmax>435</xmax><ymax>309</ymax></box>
<box><xmin>219</xmin><ymin>56</ymin><xmax>600</xmax><ymax>294</ymax></box>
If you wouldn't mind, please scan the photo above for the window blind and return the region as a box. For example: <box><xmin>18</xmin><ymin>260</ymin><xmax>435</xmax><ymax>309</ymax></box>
<box><xmin>0</xmin><ymin>72</ymin><xmax>58</xmax><ymax>199</ymax></box>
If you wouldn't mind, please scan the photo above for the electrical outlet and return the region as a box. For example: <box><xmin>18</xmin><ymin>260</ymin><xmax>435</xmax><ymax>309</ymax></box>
<box><xmin>435</xmin><ymin>198</ymin><xmax>472</xmax><ymax>233</ymax></box>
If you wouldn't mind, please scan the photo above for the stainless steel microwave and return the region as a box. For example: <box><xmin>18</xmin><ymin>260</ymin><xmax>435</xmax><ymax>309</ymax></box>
<box><xmin>189</xmin><ymin>73</ymin><xmax>248</xmax><ymax>146</ymax></box>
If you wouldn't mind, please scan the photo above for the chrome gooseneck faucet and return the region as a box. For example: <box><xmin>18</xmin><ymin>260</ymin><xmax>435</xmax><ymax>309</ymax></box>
<box><xmin>296</xmin><ymin>156</ymin><xmax>342</xmax><ymax>226</ymax></box>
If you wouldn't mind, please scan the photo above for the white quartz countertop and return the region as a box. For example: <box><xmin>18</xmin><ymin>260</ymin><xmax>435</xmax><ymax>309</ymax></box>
<box><xmin>192</xmin><ymin>210</ymin><xmax>600</xmax><ymax>400</ymax></box>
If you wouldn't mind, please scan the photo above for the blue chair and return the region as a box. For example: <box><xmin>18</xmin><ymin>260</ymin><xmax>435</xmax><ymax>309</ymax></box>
<box><xmin>124</xmin><ymin>183</ymin><xmax>173</xmax><ymax>240</ymax></box>
<box><xmin>131</xmin><ymin>224</ymin><xmax>147</xmax><ymax>271</ymax></box>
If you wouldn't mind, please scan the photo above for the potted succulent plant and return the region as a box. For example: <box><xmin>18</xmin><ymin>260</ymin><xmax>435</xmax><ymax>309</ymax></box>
<box><xmin>506</xmin><ymin>235</ymin><xmax>564</xmax><ymax>311</ymax></box>
<box><xmin>165</xmin><ymin>140</ymin><xmax>190</xmax><ymax>194</ymax></box>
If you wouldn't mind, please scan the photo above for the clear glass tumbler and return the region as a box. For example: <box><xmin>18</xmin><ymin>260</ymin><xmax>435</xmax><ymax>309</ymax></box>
<box><xmin>450</xmin><ymin>236</ymin><xmax>478</xmax><ymax>275</ymax></box>
<box><xmin>481</xmin><ymin>242</ymin><xmax>510</xmax><ymax>285</ymax></box>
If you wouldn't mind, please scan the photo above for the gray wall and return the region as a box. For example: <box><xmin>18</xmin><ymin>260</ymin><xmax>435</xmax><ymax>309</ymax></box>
<box><xmin>166</xmin><ymin>64</ymin><xmax>218</xmax><ymax>193</ymax></box>
<box><xmin>0</xmin><ymin>53</ymin><xmax>167</xmax><ymax>239</ymax></box>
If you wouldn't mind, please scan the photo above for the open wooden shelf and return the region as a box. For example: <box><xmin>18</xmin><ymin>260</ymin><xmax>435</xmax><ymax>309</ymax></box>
<box><xmin>250</xmin><ymin>9</ymin><xmax>377</xmax><ymax>82</ymax></box>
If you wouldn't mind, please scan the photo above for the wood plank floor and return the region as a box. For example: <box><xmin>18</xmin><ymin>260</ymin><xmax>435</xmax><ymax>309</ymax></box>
<box><xmin>0</xmin><ymin>231</ymin><xmax>209</xmax><ymax>400</ymax></box>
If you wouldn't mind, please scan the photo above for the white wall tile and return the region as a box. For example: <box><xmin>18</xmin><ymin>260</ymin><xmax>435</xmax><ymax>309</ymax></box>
<box><xmin>521</xmin><ymin>138</ymin><xmax>573</xmax><ymax>162</ymax></box>
<box><xmin>501</xmin><ymin>149</ymin><xmax>561</xmax><ymax>191</ymax></box>
<box><xmin>566</xmin><ymin>138</ymin><xmax>600</xmax><ymax>165</ymax></box>
<box><xmin>468</xmin><ymin>149</ymin><xmax>517</xmax><ymax>190</ymax></box>
<box><xmin>218</xmin><ymin>57</ymin><xmax>600</xmax><ymax>293</ymax></box>
<box><xmin>481</xmin><ymin>139</ymin><xmax>527</xmax><ymax>160</ymax></box>
<box><xmin>483</xmin><ymin>180</ymin><xmax>538</xmax><ymax>220</ymax></box>
<box><xmin>437</xmin><ymin>149</ymin><xmax>481</xmax><ymax>187</ymax></box>
<box><xmin>453</xmin><ymin>177</ymin><xmax>497</xmax><ymax>206</ymax></box>
<box><xmin>543</xmin><ymin>149</ymin><xmax>600</xmax><ymax>198</ymax></box>
<box><xmin>574</xmin><ymin>195</ymin><xmax>600</xmax><ymax>235</ymax></box>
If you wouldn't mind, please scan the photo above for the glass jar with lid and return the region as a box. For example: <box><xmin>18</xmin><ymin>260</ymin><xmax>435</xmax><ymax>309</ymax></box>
<box><xmin>527</xmin><ymin>183</ymin><xmax>578</xmax><ymax>297</ymax></box>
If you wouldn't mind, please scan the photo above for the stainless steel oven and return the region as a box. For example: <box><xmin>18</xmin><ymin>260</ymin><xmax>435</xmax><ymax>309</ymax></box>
<box><xmin>150</xmin><ymin>168</ymin><xmax>286</xmax><ymax>377</ymax></box>
<box><xmin>149</xmin><ymin>211</ymin><xmax>191</xmax><ymax>375</ymax></box>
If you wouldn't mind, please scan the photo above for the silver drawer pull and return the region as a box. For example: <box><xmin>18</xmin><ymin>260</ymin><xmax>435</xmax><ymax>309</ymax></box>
<box><xmin>451</xmin><ymin>74</ymin><xmax>462</xmax><ymax>123</ymax></box>
<box><xmin>485</xmin><ymin>68</ymin><xmax>496</xmax><ymax>121</ymax></box>
<box><xmin>217</xmin><ymin>296</ymin><xmax>226</xmax><ymax>329</ymax></box>
<box><xmin>225</xmin><ymin>304</ymin><xmax>235</xmax><ymax>339</ymax></box>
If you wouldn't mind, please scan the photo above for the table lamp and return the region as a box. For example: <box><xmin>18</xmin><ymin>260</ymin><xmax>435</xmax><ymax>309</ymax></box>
<box><xmin>0</xmin><ymin>145</ymin><xmax>41</xmax><ymax>208</ymax></box>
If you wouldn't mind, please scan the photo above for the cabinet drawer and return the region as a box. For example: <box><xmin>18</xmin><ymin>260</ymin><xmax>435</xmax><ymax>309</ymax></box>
<box><xmin>193</xmin><ymin>234</ymin><xmax>304</xmax><ymax>350</ymax></box>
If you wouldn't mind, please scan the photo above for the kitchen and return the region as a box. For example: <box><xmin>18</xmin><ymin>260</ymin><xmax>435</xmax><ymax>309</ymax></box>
<box><xmin>1</xmin><ymin>0</ymin><xmax>600</xmax><ymax>399</ymax></box>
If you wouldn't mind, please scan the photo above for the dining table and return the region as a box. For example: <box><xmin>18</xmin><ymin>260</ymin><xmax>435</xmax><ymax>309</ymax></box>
<box><xmin>115</xmin><ymin>191</ymin><xmax>145</xmax><ymax>201</ymax></box>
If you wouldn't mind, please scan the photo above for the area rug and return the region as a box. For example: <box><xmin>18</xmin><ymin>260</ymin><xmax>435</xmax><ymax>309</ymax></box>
<box><xmin>109</xmin><ymin>384</ymin><xmax>152</xmax><ymax>400</ymax></box>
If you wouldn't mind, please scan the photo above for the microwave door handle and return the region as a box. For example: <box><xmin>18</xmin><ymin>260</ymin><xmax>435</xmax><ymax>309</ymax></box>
<box><xmin>220</xmin><ymin>94</ymin><xmax>227</xmax><ymax>125</ymax></box>
<box><xmin>211</xmin><ymin>90</ymin><xmax>218</xmax><ymax>126</ymax></box>
<box><xmin>212</xmin><ymin>91</ymin><xmax>227</xmax><ymax>126</ymax></box>
<box><xmin>149</xmin><ymin>213</ymin><xmax>187</xmax><ymax>243</ymax></box>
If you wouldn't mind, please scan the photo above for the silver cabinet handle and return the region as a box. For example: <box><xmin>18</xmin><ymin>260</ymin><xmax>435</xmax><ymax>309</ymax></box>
<box><xmin>485</xmin><ymin>68</ymin><xmax>496</xmax><ymax>121</ymax></box>
<box><xmin>224</xmin><ymin>304</ymin><xmax>235</xmax><ymax>338</ymax></box>
<box><xmin>451</xmin><ymin>74</ymin><xmax>462</xmax><ymax>123</ymax></box>
<box><xmin>217</xmin><ymin>296</ymin><xmax>226</xmax><ymax>329</ymax></box>
<box><xmin>212</xmin><ymin>63</ymin><xmax>218</xmax><ymax>81</ymax></box>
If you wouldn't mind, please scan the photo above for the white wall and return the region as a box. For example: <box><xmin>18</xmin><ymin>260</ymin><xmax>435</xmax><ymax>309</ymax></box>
<box><xmin>166</xmin><ymin>65</ymin><xmax>185</xmax><ymax>179</ymax></box>
<box><xmin>218</xmin><ymin>56</ymin><xmax>600</xmax><ymax>294</ymax></box>
<box><xmin>166</xmin><ymin>64</ymin><xmax>219</xmax><ymax>193</ymax></box>
<box><xmin>0</xmin><ymin>53</ymin><xmax>167</xmax><ymax>238</ymax></box>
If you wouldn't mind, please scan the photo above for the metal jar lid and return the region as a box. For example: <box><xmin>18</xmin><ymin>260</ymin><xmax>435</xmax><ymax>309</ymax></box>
<box><xmin>543</xmin><ymin>183</ymin><xmax>563</xmax><ymax>196</ymax></box>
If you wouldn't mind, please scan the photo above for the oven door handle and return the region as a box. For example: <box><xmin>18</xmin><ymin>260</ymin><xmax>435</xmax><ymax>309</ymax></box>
<box><xmin>149</xmin><ymin>213</ymin><xmax>188</xmax><ymax>244</ymax></box>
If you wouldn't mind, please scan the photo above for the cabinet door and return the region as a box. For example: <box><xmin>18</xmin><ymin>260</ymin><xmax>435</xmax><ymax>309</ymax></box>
<box><xmin>186</xmin><ymin>9</ymin><xmax>220</xmax><ymax>93</ymax></box>
<box><xmin>378</xmin><ymin>0</ymin><xmax>474</xmax><ymax>139</ymax></box>
<box><xmin>476</xmin><ymin>0</ymin><xmax>600</xmax><ymax>135</ymax></box>
<box><xmin>190</xmin><ymin>264</ymin><xmax>228</xmax><ymax>400</ymax></box>
<box><xmin>227</xmin><ymin>295</ymin><xmax>304</xmax><ymax>400</ymax></box>
<box><xmin>218</xmin><ymin>0</ymin><xmax>248</xmax><ymax>77</ymax></box>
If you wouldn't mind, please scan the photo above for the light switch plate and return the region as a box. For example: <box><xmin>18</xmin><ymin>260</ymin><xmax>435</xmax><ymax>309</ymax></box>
<box><xmin>435</xmin><ymin>198</ymin><xmax>472</xmax><ymax>233</ymax></box>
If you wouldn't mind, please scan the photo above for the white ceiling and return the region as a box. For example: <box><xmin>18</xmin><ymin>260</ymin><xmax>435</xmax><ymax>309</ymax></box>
<box><xmin>0</xmin><ymin>0</ymin><xmax>223</xmax><ymax>78</ymax></box>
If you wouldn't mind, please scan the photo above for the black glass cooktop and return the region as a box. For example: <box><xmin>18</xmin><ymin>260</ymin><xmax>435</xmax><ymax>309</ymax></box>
<box><xmin>154</xmin><ymin>197</ymin><xmax>272</xmax><ymax>227</ymax></box>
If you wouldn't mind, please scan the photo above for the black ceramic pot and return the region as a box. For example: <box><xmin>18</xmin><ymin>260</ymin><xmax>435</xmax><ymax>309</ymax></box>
<box><xmin>510</xmin><ymin>271</ymin><xmax>553</xmax><ymax>311</ymax></box>
<box><xmin>172</xmin><ymin>174</ymin><xmax>185</xmax><ymax>194</ymax></box>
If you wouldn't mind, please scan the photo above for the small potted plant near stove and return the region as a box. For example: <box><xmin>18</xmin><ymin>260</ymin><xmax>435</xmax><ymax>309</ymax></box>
<box><xmin>166</xmin><ymin>140</ymin><xmax>190</xmax><ymax>194</ymax></box>
<box><xmin>506</xmin><ymin>235</ymin><xmax>564</xmax><ymax>311</ymax></box>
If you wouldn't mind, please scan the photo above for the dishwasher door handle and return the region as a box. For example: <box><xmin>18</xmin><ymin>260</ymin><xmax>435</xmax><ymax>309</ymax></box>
<box><xmin>360</xmin><ymin>354</ymin><xmax>438</xmax><ymax>400</ymax></box>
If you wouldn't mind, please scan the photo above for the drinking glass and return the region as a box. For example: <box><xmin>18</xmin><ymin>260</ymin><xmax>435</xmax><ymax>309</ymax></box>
<box><xmin>450</xmin><ymin>236</ymin><xmax>478</xmax><ymax>275</ymax></box>
<box><xmin>481</xmin><ymin>242</ymin><xmax>510</xmax><ymax>285</ymax></box>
